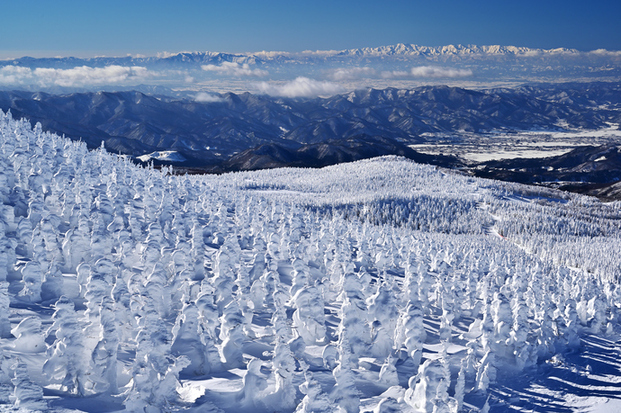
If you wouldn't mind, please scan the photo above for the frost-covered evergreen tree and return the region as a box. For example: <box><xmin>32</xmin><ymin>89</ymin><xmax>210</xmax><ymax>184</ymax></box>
<box><xmin>338</xmin><ymin>271</ymin><xmax>371</xmax><ymax>365</ymax></box>
<box><xmin>90</xmin><ymin>295</ymin><xmax>119</xmax><ymax>394</ymax></box>
<box><xmin>41</xmin><ymin>260</ymin><xmax>64</xmax><ymax>302</ymax></box>
<box><xmin>126</xmin><ymin>274</ymin><xmax>189</xmax><ymax>411</ymax></box>
<box><xmin>171</xmin><ymin>302</ymin><xmax>221</xmax><ymax>376</ymax></box>
<box><xmin>397</xmin><ymin>263</ymin><xmax>427</xmax><ymax>369</ymax></box>
<box><xmin>212</xmin><ymin>236</ymin><xmax>240</xmax><ymax>312</ymax></box>
<box><xmin>19</xmin><ymin>261</ymin><xmax>43</xmax><ymax>302</ymax></box>
<box><xmin>219</xmin><ymin>300</ymin><xmax>246</xmax><ymax>369</ymax></box>
<box><xmin>43</xmin><ymin>296</ymin><xmax>88</xmax><ymax>395</ymax></box>
<box><xmin>378</xmin><ymin>355</ymin><xmax>399</xmax><ymax>388</ymax></box>
<box><xmin>0</xmin><ymin>281</ymin><xmax>10</xmax><ymax>338</ymax></box>
<box><xmin>295</xmin><ymin>362</ymin><xmax>331</xmax><ymax>413</ymax></box>
<box><xmin>405</xmin><ymin>358</ymin><xmax>452</xmax><ymax>413</ymax></box>
<box><xmin>238</xmin><ymin>358</ymin><xmax>267</xmax><ymax>408</ymax></box>
<box><xmin>332</xmin><ymin>334</ymin><xmax>360</xmax><ymax>413</ymax></box>
<box><xmin>292</xmin><ymin>284</ymin><xmax>326</xmax><ymax>344</ymax></box>
<box><xmin>12</xmin><ymin>358</ymin><xmax>47</xmax><ymax>411</ymax></box>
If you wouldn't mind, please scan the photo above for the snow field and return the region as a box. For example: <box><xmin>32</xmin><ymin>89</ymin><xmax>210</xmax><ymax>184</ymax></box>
<box><xmin>0</xmin><ymin>110</ymin><xmax>620</xmax><ymax>412</ymax></box>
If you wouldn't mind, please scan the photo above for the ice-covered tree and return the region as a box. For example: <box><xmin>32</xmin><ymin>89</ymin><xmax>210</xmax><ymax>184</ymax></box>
<box><xmin>219</xmin><ymin>300</ymin><xmax>246</xmax><ymax>368</ymax></box>
<box><xmin>338</xmin><ymin>271</ymin><xmax>371</xmax><ymax>364</ymax></box>
<box><xmin>18</xmin><ymin>261</ymin><xmax>43</xmax><ymax>302</ymax></box>
<box><xmin>295</xmin><ymin>361</ymin><xmax>331</xmax><ymax>413</ymax></box>
<box><xmin>12</xmin><ymin>358</ymin><xmax>47</xmax><ymax>411</ymax></box>
<box><xmin>171</xmin><ymin>302</ymin><xmax>221</xmax><ymax>376</ymax></box>
<box><xmin>238</xmin><ymin>358</ymin><xmax>268</xmax><ymax>408</ymax></box>
<box><xmin>0</xmin><ymin>281</ymin><xmax>10</xmax><ymax>338</ymax></box>
<box><xmin>43</xmin><ymin>296</ymin><xmax>88</xmax><ymax>395</ymax></box>
<box><xmin>405</xmin><ymin>358</ymin><xmax>450</xmax><ymax>413</ymax></box>
<box><xmin>292</xmin><ymin>284</ymin><xmax>326</xmax><ymax>345</ymax></box>
<box><xmin>90</xmin><ymin>295</ymin><xmax>119</xmax><ymax>394</ymax></box>
<box><xmin>41</xmin><ymin>260</ymin><xmax>64</xmax><ymax>302</ymax></box>
<box><xmin>378</xmin><ymin>355</ymin><xmax>399</xmax><ymax>388</ymax></box>
<box><xmin>332</xmin><ymin>334</ymin><xmax>360</xmax><ymax>413</ymax></box>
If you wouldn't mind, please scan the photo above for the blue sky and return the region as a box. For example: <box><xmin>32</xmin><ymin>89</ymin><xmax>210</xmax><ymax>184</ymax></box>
<box><xmin>2</xmin><ymin>0</ymin><xmax>620</xmax><ymax>57</ymax></box>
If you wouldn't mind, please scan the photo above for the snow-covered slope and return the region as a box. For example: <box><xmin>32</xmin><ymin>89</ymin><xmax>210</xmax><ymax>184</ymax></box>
<box><xmin>0</xmin><ymin>111</ymin><xmax>620</xmax><ymax>412</ymax></box>
<box><xmin>330</xmin><ymin>43</ymin><xmax>582</xmax><ymax>57</ymax></box>
<box><xmin>136</xmin><ymin>151</ymin><xmax>187</xmax><ymax>164</ymax></box>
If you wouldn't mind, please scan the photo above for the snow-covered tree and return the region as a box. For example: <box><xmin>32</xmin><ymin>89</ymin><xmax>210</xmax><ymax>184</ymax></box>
<box><xmin>295</xmin><ymin>361</ymin><xmax>331</xmax><ymax>413</ymax></box>
<box><xmin>12</xmin><ymin>358</ymin><xmax>47</xmax><ymax>411</ymax></box>
<box><xmin>90</xmin><ymin>295</ymin><xmax>119</xmax><ymax>394</ymax></box>
<box><xmin>332</xmin><ymin>334</ymin><xmax>360</xmax><ymax>413</ymax></box>
<box><xmin>43</xmin><ymin>296</ymin><xmax>88</xmax><ymax>395</ymax></box>
<box><xmin>219</xmin><ymin>301</ymin><xmax>246</xmax><ymax>369</ymax></box>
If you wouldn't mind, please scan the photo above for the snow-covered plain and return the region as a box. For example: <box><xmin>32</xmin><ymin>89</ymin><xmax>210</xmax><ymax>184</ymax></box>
<box><xmin>0</xmin><ymin>110</ymin><xmax>620</xmax><ymax>412</ymax></box>
<box><xmin>412</xmin><ymin>124</ymin><xmax>621</xmax><ymax>162</ymax></box>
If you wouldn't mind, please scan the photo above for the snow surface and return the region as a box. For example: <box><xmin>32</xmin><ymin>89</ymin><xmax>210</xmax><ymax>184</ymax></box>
<box><xmin>0</xmin><ymin>111</ymin><xmax>620</xmax><ymax>412</ymax></box>
<box><xmin>136</xmin><ymin>151</ymin><xmax>187</xmax><ymax>163</ymax></box>
<box><xmin>412</xmin><ymin>124</ymin><xmax>621</xmax><ymax>162</ymax></box>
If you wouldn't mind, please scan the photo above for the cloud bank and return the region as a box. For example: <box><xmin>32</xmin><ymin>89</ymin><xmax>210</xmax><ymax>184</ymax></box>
<box><xmin>382</xmin><ymin>66</ymin><xmax>473</xmax><ymax>79</ymax></box>
<box><xmin>255</xmin><ymin>77</ymin><xmax>344</xmax><ymax>98</ymax></box>
<box><xmin>589</xmin><ymin>49</ymin><xmax>621</xmax><ymax>57</ymax></box>
<box><xmin>201</xmin><ymin>62</ymin><xmax>268</xmax><ymax>77</ymax></box>
<box><xmin>0</xmin><ymin>66</ymin><xmax>31</xmax><ymax>85</ymax></box>
<box><xmin>329</xmin><ymin>67</ymin><xmax>376</xmax><ymax>81</ymax></box>
<box><xmin>0</xmin><ymin>65</ymin><xmax>149</xmax><ymax>87</ymax></box>
<box><xmin>194</xmin><ymin>92</ymin><xmax>223</xmax><ymax>103</ymax></box>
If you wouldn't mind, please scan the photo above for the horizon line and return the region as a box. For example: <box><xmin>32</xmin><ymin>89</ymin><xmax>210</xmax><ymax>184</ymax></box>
<box><xmin>2</xmin><ymin>43</ymin><xmax>621</xmax><ymax>61</ymax></box>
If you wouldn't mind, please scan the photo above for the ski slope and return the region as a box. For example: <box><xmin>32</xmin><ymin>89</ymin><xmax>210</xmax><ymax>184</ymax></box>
<box><xmin>0</xmin><ymin>111</ymin><xmax>620</xmax><ymax>412</ymax></box>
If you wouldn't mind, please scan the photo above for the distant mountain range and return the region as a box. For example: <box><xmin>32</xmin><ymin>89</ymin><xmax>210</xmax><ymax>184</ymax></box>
<box><xmin>330</xmin><ymin>44</ymin><xmax>585</xmax><ymax>57</ymax></box>
<box><xmin>1</xmin><ymin>82</ymin><xmax>620</xmax><ymax>198</ymax></box>
<box><xmin>4</xmin><ymin>44</ymin><xmax>614</xmax><ymax>68</ymax></box>
<box><xmin>2</xmin><ymin>83</ymin><xmax>620</xmax><ymax>162</ymax></box>
<box><xmin>3</xmin><ymin>43</ymin><xmax>620</xmax><ymax>96</ymax></box>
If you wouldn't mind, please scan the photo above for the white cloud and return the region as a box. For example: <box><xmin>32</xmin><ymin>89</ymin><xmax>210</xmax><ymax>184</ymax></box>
<box><xmin>254</xmin><ymin>77</ymin><xmax>345</xmax><ymax>98</ymax></box>
<box><xmin>410</xmin><ymin>66</ymin><xmax>472</xmax><ymax>77</ymax></box>
<box><xmin>201</xmin><ymin>62</ymin><xmax>268</xmax><ymax>77</ymax></box>
<box><xmin>382</xmin><ymin>66</ymin><xmax>473</xmax><ymax>79</ymax></box>
<box><xmin>522</xmin><ymin>50</ymin><xmax>542</xmax><ymax>57</ymax></box>
<box><xmin>381</xmin><ymin>70</ymin><xmax>410</xmax><ymax>78</ymax></box>
<box><xmin>301</xmin><ymin>49</ymin><xmax>340</xmax><ymax>56</ymax></box>
<box><xmin>589</xmin><ymin>49</ymin><xmax>621</xmax><ymax>56</ymax></box>
<box><xmin>0</xmin><ymin>66</ymin><xmax>32</xmax><ymax>84</ymax></box>
<box><xmin>34</xmin><ymin>66</ymin><xmax>148</xmax><ymax>87</ymax></box>
<box><xmin>252</xmin><ymin>50</ymin><xmax>290</xmax><ymax>58</ymax></box>
<box><xmin>194</xmin><ymin>92</ymin><xmax>223</xmax><ymax>103</ymax></box>
<box><xmin>156</xmin><ymin>51</ymin><xmax>179</xmax><ymax>59</ymax></box>
<box><xmin>0</xmin><ymin>65</ymin><xmax>150</xmax><ymax>87</ymax></box>
<box><xmin>329</xmin><ymin>67</ymin><xmax>376</xmax><ymax>81</ymax></box>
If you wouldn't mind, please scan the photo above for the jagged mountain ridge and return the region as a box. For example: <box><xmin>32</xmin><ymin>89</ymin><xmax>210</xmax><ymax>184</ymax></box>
<box><xmin>5</xmin><ymin>51</ymin><xmax>259</xmax><ymax>70</ymax></box>
<box><xmin>1</xmin><ymin>83</ymin><xmax>619</xmax><ymax>166</ymax></box>
<box><xmin>332</xmin><ymin>43</ymin><xmax>583</xmax><ymax>57</ymax></box>
<box><xmin>2</xmin><ymin>43</ymin><xmax>598</xmax><ymax>68</ymax></box>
